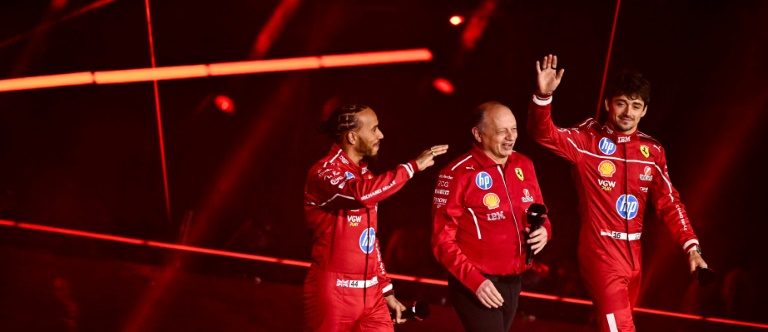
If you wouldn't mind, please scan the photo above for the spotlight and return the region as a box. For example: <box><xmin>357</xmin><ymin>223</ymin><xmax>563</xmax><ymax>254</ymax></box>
<box><xmin>449</xmin><ymin>15</ymin><xmax>464</xmax><ymax>26</ymax></box>
<box><xmin>214</xmin><ymin>95</ymin><xmax>235</xmax><ymax>114</ymax></box>
<box><xmin>432</xmin><ymin>78</ymin><xmax>454</xmax><ymax>95</ymax></box>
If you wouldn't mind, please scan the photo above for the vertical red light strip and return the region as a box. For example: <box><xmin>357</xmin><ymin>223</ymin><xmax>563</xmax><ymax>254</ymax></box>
<box><xmin>595</xmin><ymin>0</ymin><xmax>622</xmax><ymax>120</ymax></box>
<box><xmin>144</xmin><ymin>0</ymin><xmax>172</xmax><ymax>223</ymax></box>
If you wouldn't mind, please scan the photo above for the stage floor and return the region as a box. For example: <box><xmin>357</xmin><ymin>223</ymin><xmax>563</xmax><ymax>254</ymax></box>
<box><xmin>0</xmin><ymin>244</ymin><xmax>761</xmax><ymax>332</ymax></box>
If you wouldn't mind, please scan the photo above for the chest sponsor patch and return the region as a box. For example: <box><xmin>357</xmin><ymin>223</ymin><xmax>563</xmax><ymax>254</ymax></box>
<box><xmin>359</xmin><ymin>228</ymin><xmax>376</xmax><ymax>254</ymax></box>
<box><xmin>640</xmin><ymin>145</ymin><xmax>650</xmax><ymax>158</ymax></box>
<box><xmin>487</xmin><ymin>211</ymin><xmax>505</xmax><ymax>221</ymax></box>
<box><xmin>598</xmin><ymin>160</ymin><xmax>616</xmax><ymax>177</ymax></box>
<box><xmin>521</xmin><ymin>188</ymin><xmax>534</xmax><ymax>203</ymax></box>
<box><xmin>330</xmin><ymin>176</ymin><xmax>344</xmax><ymax>185</ymax></box>
<box><xmin>616</xmin><ymin>194</ymin><xmax>639</xmax><ymax>220</ymax></box>
<box><xmin>599</xmin><ymin>137</ymin><xmax>617</xmax><ymax>155</ymax></box>
<box><xmin>433</xmin><ymin>197</ymin><xmax>447</xmax><ymax>208</ymax></box>
<box><xmin>347</xmin><ymin>215</ymin><xmax>362</xmax><ymax>226</ymax></box>
<box><xmin>483</xmin><ymin>193</ymin><xmax>500</xmax><ymax>209</ymax></box>
<box><xmin>598</xmin><ymin>179</ymin><xmax>615</xmax><ymax>191</ymax></box>
<box><xmin>475</xmin><ymin>172</ymin><xmax>492</xmax><ymax>190</ymax></box>
<box><xmin>515</xmin><ymin>168</ymin><xmax>524</xmax><ymax>181</ymax></box>
<box><xmin>344</xmin><ymin>171</ymin><xmax>355</xmax><ymax>180</ymax></box>
<box><xmin>618</xmin><ymin>136</ymin><xmax>631</xmax><ymax>143</ymax></box>
<box><xmin>640</xmin><ymin>166</ymin><xmax>653</xmax><ymax>181</ymax></box>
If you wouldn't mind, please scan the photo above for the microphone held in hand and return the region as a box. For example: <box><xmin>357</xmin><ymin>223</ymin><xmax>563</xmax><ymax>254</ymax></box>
<box><xmin>525</xmin><ymin>203</ymin><xmax>547</xmax><ymax>265</ymax></box>
<box><xmin>390</xmin><ymin>301</ymin><xmax>431</xmax><ymax>321</ymax></box>
<box><xmin>694</xmin><ymin>266</ymin><xmax>715</xmax><ymax>286</ymax></box>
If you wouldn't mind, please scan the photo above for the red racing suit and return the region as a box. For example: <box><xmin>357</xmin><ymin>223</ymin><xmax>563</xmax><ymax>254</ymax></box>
<box><xmin>432</xmin><ymin>143</ymin><xmax>552</xmax><ymax>293</ymax></box>
<box><xmin>528</xmin><ymin>94</ymin><xmax>701</xmax><ymax>332</ymax></box>
<box><xmin>303</xmin><ymin>143</ymin><xmax>420</xmax><ymax>332</ymax></box>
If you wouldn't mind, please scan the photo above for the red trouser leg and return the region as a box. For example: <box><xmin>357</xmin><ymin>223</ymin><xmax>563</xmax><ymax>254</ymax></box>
<box><xmin>303</xmin><ymin>268</ymin><xmax>393</xmax><ymax>332</ymax></box>
<box><xmin>581</xmin><ymin>258</ymin><xmax>642</xmax><ymax>332</ymax></box>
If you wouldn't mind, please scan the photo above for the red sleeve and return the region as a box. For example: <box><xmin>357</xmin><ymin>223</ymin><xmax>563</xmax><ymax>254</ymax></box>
<box><xmin>306</xmin><ymin>160</ymin><xmax>419</xmax><ymax>210</ymax></box>
<box><xmin>430</xmin><ymin>169</ymin><xmax>487</xmax><ymax>292</ymax></box>
<box><xmin>375</xmin><ymin>238</ymin><xmax>394</xmax><ymax>297</ymax></box>
<box><xmin>527</xmin><ymin>95</ymin><xmax>586</xmax><ymax>163</ymax></box>
<box><xmin>649</xmin><ymin>146</ymin><xmax>699</xmax><ymax>253</ymax></box>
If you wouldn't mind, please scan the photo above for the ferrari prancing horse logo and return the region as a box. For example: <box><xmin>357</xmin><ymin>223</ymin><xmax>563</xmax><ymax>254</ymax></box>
<box><xmin>640</xmin><ymin>145</ymin><xmax>650</xmax><ymax>158</ymax></box>
<box><xmin>515</xmin><ymin>168</ymin><xmax>524</xmax><ymax>181</ymax></box>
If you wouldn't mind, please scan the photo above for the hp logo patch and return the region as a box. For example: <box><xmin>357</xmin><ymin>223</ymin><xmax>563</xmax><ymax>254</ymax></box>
<box><xmin>475</xmin><ymin>172</ymin><xmax>493</xmax><ymax>190</ymax></box>
<box><xmin>616</xmin><ymin>194</ymin><xmax>639</xmax><ymax>219</ymax></box>
<box><xmin>359</xmin><ymin>228</ymin><xmax>376</xmax><ymax>254</ymax></box>
<box><xmin>599</xmin><ymin>137</ymin><xmax>617</xmax><ymax>155</ymax></box>
<box><xmin>344</xmin><ymin>171</ymin><xmax>355</xmax><ymax>179</ymax></box>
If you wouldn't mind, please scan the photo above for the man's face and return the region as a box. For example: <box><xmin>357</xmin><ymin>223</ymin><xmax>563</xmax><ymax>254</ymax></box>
<box><xmin>353</xmin><ymin>108</ymin><xmax>384</xmax><ymax>157</ymax></box>
<box><xmin>473</xmin><ymin>105</ymin><xmax>517</xmax><ymax>163</ymax></box>
<box><xmin>605</xmin><ymin>95</ymin><xmax>647</xmax><ymax>134</ymax></box>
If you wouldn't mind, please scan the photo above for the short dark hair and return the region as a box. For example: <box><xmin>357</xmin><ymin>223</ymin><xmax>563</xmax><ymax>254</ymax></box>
<box><xmin>321</xmin><ymin>104</ymin><xmax>369</xmax><ymax>143</ymax></box>
<box><xmin>605</xmin><ymin>70</ymin><xmax>651</xmax><ymax>105</ymax></box>
<box><xmin>471</xmin><ymin>101</ymin><xmax>504</xmax><ymax>130</ymax></box>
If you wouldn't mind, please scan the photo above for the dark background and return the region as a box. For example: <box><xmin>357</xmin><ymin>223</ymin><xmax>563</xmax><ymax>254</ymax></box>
<box><xmin>0</xmin><ymin>0</ymin><xmax>766</xmax><ymax>328</ymax></box>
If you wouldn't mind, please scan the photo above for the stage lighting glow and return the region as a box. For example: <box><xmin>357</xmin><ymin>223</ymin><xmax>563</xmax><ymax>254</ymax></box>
<box><xmin>450</xmin><ymin>15</ymin><xmax>464</xmax><ymax>25</ymax></box>
<box><xmin>215</xmin><ymin>95</ymin><xmax>235</xmax><ymax>114</ymax></box>
<box><xmin>432</xmin><ymin>78</ymin><xmax>454</xmax><ymax>94</ymax></box>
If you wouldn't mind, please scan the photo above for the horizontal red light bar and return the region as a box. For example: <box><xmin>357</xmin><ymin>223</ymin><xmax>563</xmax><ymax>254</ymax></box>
<box><xmin>2</xmin><ymin>220</ymin><xmax>768</xmax><ymax>329</ymax></box>
<box><xmin>633</xmin><ymin>307</ymin><xmax>703</xmax><ymax>320</ymax></box>
<box><xmin>93</xmin><ymin>64</ymin><xmax>209</xmax><ymax>84</ymax></box>
<box><xmin>560</xmin><ymin>297</ymin><xmax>593</xmax><ymax>305</ymax></box>
<box><xmin>0</xmin><ymin>48</ymin><xmax>433</xmax><ymax>92</ymax></box>
<box><xmin>16</xmin><ymin>222</ymin><xmax>145</xmax><ymax>245</ymax></box>
<box><xmin>0</xmin><ymin>72</ymin><xmax>93</xmax><ymax>91</ymax></box>
<box><xmin>520</xmin><ymin>291</ymin><xmax>560</xmax><ymax>301</ymax></box>
<box><xmin>706</xmin><ymin>317</ymin><xmax>768</xmax><ymax>328</ymax></box>
<box><xmin>319</xmin><ymin>49</ymin><xmax>433</xmax><ymax>67</ymax></box>
<box><xmin>208</xmin><ymin>56</ymin><xmax>320</xmax><ymax>76</ymax></box>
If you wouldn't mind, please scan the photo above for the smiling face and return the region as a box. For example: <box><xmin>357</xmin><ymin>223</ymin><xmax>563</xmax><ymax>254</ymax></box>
<box><xmin>472</xmin><ymin>104</ymin><xmax>517</xmax><ymax>164</ymax></box>
<box><xmin>605</xmin><ymin>95</ymin><xmax>647</xmax><ymax>134</ymax></box>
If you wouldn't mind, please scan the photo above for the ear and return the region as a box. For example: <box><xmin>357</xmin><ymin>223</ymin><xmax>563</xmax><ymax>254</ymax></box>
<box><xmin>471</xmin><ymin>127</ymin><xmax>482</xmax><ymax>143</ymax></box>
<box><xmin>640</xmin><ymin>106</ymin><xmax>648</xmax><ymax>118</ymax></box>
<box><xmin>345</xmin><ymin>131</ymin><xmax>357</xmax><ymax>145</ymax></box>
<box><xmin>603</xmin><ymin>98</ymin><xmax>610</xmax><ymax>112</ymax></box>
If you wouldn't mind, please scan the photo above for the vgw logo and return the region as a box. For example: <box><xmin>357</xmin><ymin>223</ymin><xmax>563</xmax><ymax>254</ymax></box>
<box><xmin>615</xmin><ymin>194</ymin><xmax>639</xmax><ymax>219</ymax></box>
<box><xmin>359</xmin><ymin>228</ymin><xmax>376</xmax><ymax>254</ymax></box>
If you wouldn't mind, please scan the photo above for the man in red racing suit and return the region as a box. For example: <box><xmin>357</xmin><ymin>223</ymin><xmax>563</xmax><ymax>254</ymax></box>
<box><xmin>432</xmin><ymin>101</ymin><xmax>552</xmax><ymax>332</ymax></box>
<box><xmin>303</xmin><ymin>104</ymin><xmax>448</xmax><ymax>331</ymax></box>
<box><xmin>527</xmin><ymin>54</ymin><xmax>708</xmax><ymax>332</ymax></box>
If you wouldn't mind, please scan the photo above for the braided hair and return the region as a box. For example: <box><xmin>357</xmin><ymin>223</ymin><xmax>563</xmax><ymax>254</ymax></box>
<box><xmin>321</xmin><ymin>104</ymin><xmax>370</xmax><ymax>143</ymax></box>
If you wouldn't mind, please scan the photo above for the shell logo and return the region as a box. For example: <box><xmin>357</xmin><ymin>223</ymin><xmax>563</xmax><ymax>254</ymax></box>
<box><xmin>598</xmin><ymin>160</ymin><xmax>616</xmax><ymax>177</ymax></box>
<box><xmin>483</xmin><ymin>193</ymin><xmax>500</xmax><ymax>209</ymax></box>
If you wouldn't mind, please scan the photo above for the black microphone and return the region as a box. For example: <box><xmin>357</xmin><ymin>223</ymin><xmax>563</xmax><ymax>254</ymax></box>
<box><xmin>694</xmin><ymin>266</ymin><xmax>715</xmax><ymax>286</ymax></box>
<box><xmin>525</xmin><ymin>203</ymin><xmax>547</xmax><ymax>265</ymax></box>
<box><xmin>390</xmin><ymin>301</ymin><xmax>431</xmax><ymax>321</ymax></box>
